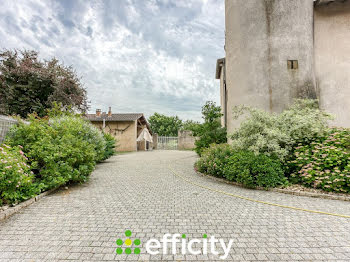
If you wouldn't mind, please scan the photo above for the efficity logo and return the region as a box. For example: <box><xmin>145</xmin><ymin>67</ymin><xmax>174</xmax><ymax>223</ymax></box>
<box><xmin>116</xmin><ymin>230</ymin><xmax>233</xmax><ymax>260</ymax></box>
<box><xmin>116</xmin><ymin>230</ymin><xmax>141</xmax><ymax>254</ymax></box>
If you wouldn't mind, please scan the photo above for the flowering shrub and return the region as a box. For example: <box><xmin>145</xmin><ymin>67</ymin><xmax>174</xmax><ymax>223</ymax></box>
<box><xmin>231</xmin><ymin>99</ymin><xmax>332</xmax><ymax>161</ymax></box>
<box><xmin>195</xmin><ymin>144</ymin><xmax>233</xmax><ymax>178</ymax></box>
<box><xmin>287</xmin><ymin>128</ymin><xmax>350</xmax><ymax>193</ymax></box>
<box><xmin>195</xmin><ymin>144</ymin><xmax>286</xmax><ymax>189</ymax></box>
<box><xmin>0</xmin><ymin>144</ymin><xmax>38</xmax><ymax>205</ymax></box>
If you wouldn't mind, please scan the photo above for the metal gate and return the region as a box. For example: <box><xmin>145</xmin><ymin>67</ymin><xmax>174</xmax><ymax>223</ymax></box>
<box><xmin>0</xmin><ymin>115</ymin><xmax>18</xmax><ymax>143</ymax></box>
<box><xmin>157</xmin><ymin>136</ymin><xmax>178</xmax><ymax>150</ymax></box>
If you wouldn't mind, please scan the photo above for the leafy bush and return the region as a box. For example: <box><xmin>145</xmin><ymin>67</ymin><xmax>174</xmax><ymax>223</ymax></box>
<box><xmin>223</xmin><ymin>151</ymin><xmax>287</xmax><ymax>189</ymax></box>
<box><xmin>0</xmin><ymin>144</ymin><xmax>38</xmax><ymax>205</ymax></box>
<box><xmin>231</xmin><ymin>99</ymin><xmax>331</xmax><ymax>161</ymax></box>
<box><xmin>195</xmin><ymin>144</ymin><xmax>286</xmax><ymax>189</ymax></box>
<box><xmin>102</xmin><ymin>133</ymin><xmax>116</xmax><ymax>160</ymax></box>
<box><xmin>50</xmin><ymin>116</ymin><xmax>107</xmax><ymax>162</ymax></box>
<box><xmin>195</xmin><ymin>144</ymin><xmax>233</xmax><ymax>178</ymax></box>
<box><xmin>287</xmin><ymin>128</ymin><xmax>350</xmax><ymax>193</ymax></box>
<box><xmin>193</xmin><ymin>101</ymin><xmax>227</xmax><ymax>155</ymax></box>
<box><xmin>5</xmin><ymin>115</ymin><xmax>108</xmax><ymax>191</ymax></box>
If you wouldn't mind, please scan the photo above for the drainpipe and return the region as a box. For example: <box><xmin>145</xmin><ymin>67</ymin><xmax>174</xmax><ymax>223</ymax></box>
<box><xmin>223</xmin><ymin>59</ymin><xmax>227</xmax><ymax>128</ymax></box>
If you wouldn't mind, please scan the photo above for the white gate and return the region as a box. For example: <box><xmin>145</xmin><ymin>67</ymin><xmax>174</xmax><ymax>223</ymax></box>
<box><xmin>157</xmin><ymin>136</ymin><xmax>178</xmax><ymax>150</ymax></box>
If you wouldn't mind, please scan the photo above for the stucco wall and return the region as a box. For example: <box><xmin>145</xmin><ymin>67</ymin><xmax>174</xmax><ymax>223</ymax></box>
<box><xmin>92</xmin><ymin>120</ymin><xmax>137</xmax><ymax>152</ymax></box>
<box><xmin>314</xmin><ymin>2</ymin><xmax>350</xmax><ymax>127</ymax></box>
<box><xmin>225</xmin><ymin>0</ymin><xmax>316</xmax><ymax>135</ymax></box>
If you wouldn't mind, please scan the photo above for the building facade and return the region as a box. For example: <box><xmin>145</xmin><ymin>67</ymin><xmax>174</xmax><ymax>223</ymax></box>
<box><xmin>86</xmin><ymin>109</ymin><xmax>152</xmax><ymax>152</ymax></box>
<box><xmin>217</xmin><ymin>0</ymin><xmax>350</xmax><ymax>135</ymax></box>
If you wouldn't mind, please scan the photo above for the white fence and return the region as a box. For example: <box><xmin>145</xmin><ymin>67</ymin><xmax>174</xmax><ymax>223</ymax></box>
<box><xmin>0</xmin><ymin>115</ymin><xmax>18</xmax><ymax>143</ymax></box>
<box><xmin>157</xmin><ymin>136</ymin><xmax>178</xmax><ymax>150</ymax></box>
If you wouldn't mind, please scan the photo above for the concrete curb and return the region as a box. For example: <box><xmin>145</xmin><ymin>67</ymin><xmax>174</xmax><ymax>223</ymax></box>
<box><xmin>0</xmin><ymin>187</ymin><xmax>58</xmax><ymax>222</ymax></box>
<box><xmin>196</xmin><ymin>172</ymin><xmax>350</xmax><ymax>202</ymax></box>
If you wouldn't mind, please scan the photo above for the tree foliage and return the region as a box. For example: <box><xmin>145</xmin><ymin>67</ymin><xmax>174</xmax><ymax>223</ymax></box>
<box><xmin>193</xmin><ymin>101</ymin><xmax>227</xmax><ymax>155</ymax></box>
<box><xmin>148</xmin><ymin>113</ymin><xmax>183</xmax><ymax>136</ymax></box>
<box><xmin>0</xmin><ymin>49</ymin><xmax>88</xmax><ymax>118</ymax></box>
<box><xmin>181</xmin><ymin>120</ymin><xmax>201</xmax><ymax>132</ymax></box>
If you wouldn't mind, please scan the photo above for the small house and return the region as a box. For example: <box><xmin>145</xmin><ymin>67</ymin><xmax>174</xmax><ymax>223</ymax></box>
<box><xmin>85</xmin><ymin>108</ymin><xmax>153</xmax><ymax>152</ymax></box>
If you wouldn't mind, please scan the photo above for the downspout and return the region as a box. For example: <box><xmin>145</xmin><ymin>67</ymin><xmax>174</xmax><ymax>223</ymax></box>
<box><xmin>223</xmin><ymin>59</ymin><xmax>228</xmax><ymax>128</ymax></box>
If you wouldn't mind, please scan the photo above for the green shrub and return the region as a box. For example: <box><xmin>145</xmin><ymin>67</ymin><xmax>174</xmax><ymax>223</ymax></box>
<box><xmin>102</xmin><ymin>133</ymin><xmax>116</xmax><ymax>160</ymax></box>
<box><xmin>231</xmin><ymin>99</ymin><xmax>332</xmax><ymax>161</ymax></box>
<box><xmin>195</xmin><ymin>144</ymin><xmax>286</xmax><ymax>189</ymax></box>
<box><xmin>5</xmin><ymin>115</ymin><xmax>107</xmax><ymax>190</ymax></box>
<box><xmin>193</xmin><ymin>101</ymin><xmax>227</xmax><ymax>155</ymax></box>
<box><xmin>223</xmin><ymin>151</ymin><xmax>286</xmax><ymax>189</ymax></box>
<box><xmin>195</xmin><ymin>144</ymin><xmax>233</xmax><ymax>178</ymax></box>
<box><xmin>50</xmin><ymin>116</ymin><xmax>106</xmax><ymax>162</ymax></box>
<box><xmin>0</xmin><ymin>144</ymin><xmax>38</xmax><ymax>206</ymax></box>
<box><xmin>287</xmin><ymin>128</ymin><xmax>350</xmax><ymax>193</ymax></box>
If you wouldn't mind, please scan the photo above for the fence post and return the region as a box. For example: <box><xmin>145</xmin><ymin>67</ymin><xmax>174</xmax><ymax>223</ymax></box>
<box><xmin>153</xmin><ymin>133</ymin><xmax>158</xmax><ymax>149</ymax></box>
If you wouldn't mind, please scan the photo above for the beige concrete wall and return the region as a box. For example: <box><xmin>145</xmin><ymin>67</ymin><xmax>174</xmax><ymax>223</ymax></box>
<box><xmin>92</xmin><ymin>120</ymin><xmax>137</xmax><ymax>152</ymax></box>
<box><xmin>225</xmin><ymin>0</ymin><xmax>316</xmax><ymax>135</ymax></box>
<box><xmin>314</xmin><ymin>2</ymin><xmax>350</xmax><ymax>127</ymax></box>
<box><xmin>178</xmin><ymin>130</ymin><xmax>196</xmax><ymax>150</ymax></box>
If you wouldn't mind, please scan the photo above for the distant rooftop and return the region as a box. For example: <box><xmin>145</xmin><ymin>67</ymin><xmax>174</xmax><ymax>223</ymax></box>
<box><xmin>85</xmin><ymin>112</ymin><xmax>144</xmax><ymax>122</ymax></box>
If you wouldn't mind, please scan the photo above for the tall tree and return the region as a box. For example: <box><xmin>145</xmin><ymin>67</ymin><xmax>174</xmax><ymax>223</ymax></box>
<box><xmin>0</xmin><ymin>49</ymin><xmax>88</xmax><ymax>118</ymax></box>
<box><xmin>193</xmin><ymin>101</ymin><xmax>227</xmax><ymax>155</ymax></box>
<box><xmin>148</xmin><ymin>113</ymin><xmax>183</xmax><ymax>136</ymax></box>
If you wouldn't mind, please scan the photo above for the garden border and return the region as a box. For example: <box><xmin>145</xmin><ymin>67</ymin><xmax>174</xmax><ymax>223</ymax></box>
<box><xmin>196</xmin><ymin>172</ymin><xmax>350</xmax><ymax>202</ymax></box>
<box><xmin>0</xmin><ymin>187</ymin><xmax>58</xmax><ymax>222</ymax></box>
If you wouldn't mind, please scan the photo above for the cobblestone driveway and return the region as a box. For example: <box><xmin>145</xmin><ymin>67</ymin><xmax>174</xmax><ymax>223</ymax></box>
<box><xmin>1</xmin><ymin>150</ymin><xmax>350</xmax><ymax>261</ymax></box>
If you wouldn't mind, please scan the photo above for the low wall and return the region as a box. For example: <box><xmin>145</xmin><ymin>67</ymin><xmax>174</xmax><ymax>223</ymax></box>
<box><xmin>178</xmin><ymin>130</ymin><xmax>196</xmax><ymax>150</ymax></box>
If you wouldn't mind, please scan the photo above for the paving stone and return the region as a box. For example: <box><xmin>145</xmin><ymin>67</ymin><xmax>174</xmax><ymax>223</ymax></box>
<box><xmin>0</xmin><ymin>151</ymin><xmax>349</xmax><ymax>261</ymax></box>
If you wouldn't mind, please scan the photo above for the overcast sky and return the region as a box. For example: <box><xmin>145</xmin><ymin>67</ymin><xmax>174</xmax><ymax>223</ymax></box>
<box><xmin>0</xmin><ymin>0</ymin><xmax>225</xmax><ymax>121</ymax></box>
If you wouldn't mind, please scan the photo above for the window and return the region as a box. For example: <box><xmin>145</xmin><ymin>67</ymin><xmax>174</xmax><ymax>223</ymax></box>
<box><xmin>287</xmin><ymin>60</ymin><xmax>298</xmax><ymax>70</ymax></box>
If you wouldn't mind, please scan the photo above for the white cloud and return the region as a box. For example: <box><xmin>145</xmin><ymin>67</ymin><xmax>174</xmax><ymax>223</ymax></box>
<box><xmin>0</xmin><ymin>0</ymin><xmax>225</xmax><ymax>121</ymax></box>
